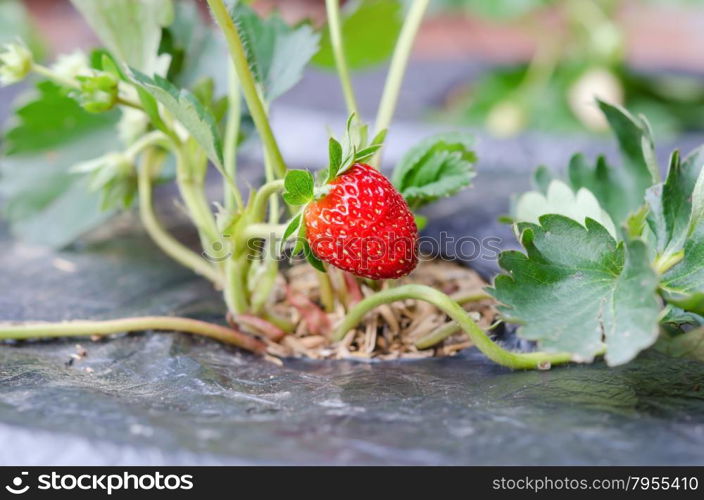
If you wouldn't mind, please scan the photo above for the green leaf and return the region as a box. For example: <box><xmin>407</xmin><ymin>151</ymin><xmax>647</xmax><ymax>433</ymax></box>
<box><xmin>598</xmin><ymin>100</ymin><xmax>659</xmax><ymax>185</ymax></box>
<box><xmin>566</xmin><ymin>102</ymin><xmax>658</xmax><ymax>227</ymax></box>
<box><xmin>70</xmin><ymin>0</ymin><xmax>173</xmax><ymax>73</ymax></box>
<box><xmin>100</xmin><ymin>53</ymin><xmax>124</xmax><ymax>80</ymax></box>
<box><xmin>392</xmin><ymin>132</ymin><xmax>476</xmax><ymax>209</ymax></box>
<box><xmin>232</xmin><ymin>3</ymin><xmax>320</xmax><ymax>101</ymax></box>
<box><xmin>327</xmin><ymin>137</ymin><xmax>343</xmax><ymax>181</ymax></box>
<box><xmin>292</xmin><ymin>219</ymin><xmax>307</xmax><ymax>256</ymax></box>
<box><xmin>645</xmin><ymin>149</ymin><xmax>704</xmax><ymax>255</ymax></box>
<box><xmin>328</xmin><ymin>112</ymin><xmax>375</xmax><ymax>178</ymax></box>
<box><xmin>645</xmin><ymin>146</ymin><xmax>704</xmax><ymax>314</ymax></box>
<box><xmin>0</xmin><ymin>80</ymin><xmax>119</xmax><ymax>247</ymax></box>
<box><xmin>190</xmin><ymin>77</ymin><xmax>228</xmax><ymax>124</ymax></box>
<box><xmin>134</xmin><ymin>86</ymin><xmax>172</xmax><ymax>138</ymax></box>
<box><xmin>283</xmin><ymin>170</ymin><xmax>314</xmax><ymax>206</ymax></box>
<box><xmin>344</xmin><ymin>127</ymin><xmax>385</xmax><ymax>166</ymax></box>
<box><xmin>0</xmin><ymin>129</ymin><xmax>117</xmax><ymax>248</ymax></box>
<box><xmin>624</xmin><ymin>204</ymin><xmax>649</xmax><ymax>239</ymax></box>
<box><xmin>371</xmin><ymin>129</ymin><xmax>388</xmax><ymax>148</ymax></box>
<box><xmin>659</xmin><ymin>305</ymin><xmax>704</xmax><ymax>334</ymax></box>
<box><xmin>532</xmin><ymin>165</ymin><xmax>554</xmax><ymax>194</ymax></box>
<box><xmin>492</xmin><ymin>215</ymin><xmax>661</xmax><ymax>366</ymax></box>
<box><xmin>129</xmin><ymin>69</ymin><xmax>224</xmax><ymax>169</ymax></box>
<box><xmin>279</xmin><ymin>211</ymin><xmax>302</xmax><ymax>254</ymax></box>
<box><xmin>3</xmin><ymin>81</ymin><xmax>116</xmax><ymax>155</ymax></box>
<box><xmin>158</xmin><ymin>0</ymin><xmax>229</xmax><ymax>93</ymax></box>
<box><xmin>567</xmin><ymin>154</ymin><xmax>625</xmax><ymax>225</ymax></box>
<box><xmin>313</xmin><ymin>0</ymin><xmax>403</xmax><ymax>70</ymax></box>
<box><xmin>159</xmin><ymin>0</ymin><xmax>207</xmax><ymax>82</ymax></box>
<box><xmin>655</xmin><ymin>328</ymin><xmax>704</xmax><ymax>363</ymax></box>
<box><xmin>514</xmin><ymin>179</ymin><xmax>617</xmax><ymax>238</ymax></box>
<box><xmin>303</xmin><ymin>240</ymin><xmax>326</xmax><ymax>273</ymax></box>
<box><xmin>345</xmin><ymin>112</ymin><xmax>356</xmax><ymax>138</ymax></box>
<box><xmin>687</xmin><ymin>150</ymin><xmax>704</xmax><ymax>236</ymax></box>
<box><xmin>661</xmin><ymin>224</ymin><xmax>704</xmax><ymax>315</ymax></box>
<box><xmin>414</xmin><ymin>214</ymin><xmax>428</xmax><ymax>231</ymax></box>
<box><xmin>353</xmin><ymin>144</ymin><xmax>382</xmax><ymax>163</ymax></box>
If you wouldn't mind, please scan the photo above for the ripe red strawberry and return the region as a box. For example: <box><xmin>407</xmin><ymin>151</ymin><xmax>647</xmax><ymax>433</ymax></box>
<box><xmin>304</xmin><ymin>163</ymin><xmax>418</xmax><ymax>279</ymax></box>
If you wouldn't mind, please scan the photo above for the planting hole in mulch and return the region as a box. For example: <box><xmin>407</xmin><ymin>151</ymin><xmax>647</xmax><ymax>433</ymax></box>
<box><xmin>230</xmin><ymin>260</ymin><xmax>497</xmax><ymax>361</ymax></box>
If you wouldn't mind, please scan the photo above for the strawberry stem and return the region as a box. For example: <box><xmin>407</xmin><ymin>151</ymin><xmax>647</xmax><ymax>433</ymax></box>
<box><xmin>262</xmin><ymin>311</ymin><xmax>296</xmax><ymax>333</ymax></box>
<box><xmin>124</xmin><ymin>131</ymin><xmax>173</xmax><ymax>159</ymax></box>
<box><xmin>414</xmin><ymin>321</ymin><xmax>461</xmax><ymax>350</ymax></box>
<box><xmin>224</xmin><ymin>256</ymin><xmax>250</xmax><ymax>314</ymax></box>
<box><xmin>0</xmin><ymin>317</ymin><xmax>266</xmax><ymax>354</ymax></box>
<box><xmin>206</xmin><ymin>0</ymin><xmax>287</xmax><ymax>179</ymax></box>
<box><xmin>412</xmin><ymin>292</ymin><xmax>493</xmax><ymax>348</ymax></box>
<box><xmin>453</xmin><ymin>291</ymin><xmax>493</xmax><ymax>305</ymax></box>
<box><xmin>324</xmin><ymin>0</ymin><xmax>360</xmax><ymax>119</ymax></box>
<box><xmin>317</xmin><ymin>268</ymin><xmax>336</xmax><ymax>313</ymax></box>
<box><xmin>224</xmin><ymin>62</ymin><xmax>244</xmax><ymax>211</ymax></box>
<box><xmin>175</xmin><ymin>145</ymin><xmax>222</xmax><ymax>264</ymax></box>
<box><xmin>252</xmin><ymin>179</ymin><xmax>286</xmax><ymax>221</ymax></box>
<box><xmin>249</xmin><ymin>150</ymin><xmax>283</xmax><ymax>313</ymax></box>
<box><xmin>243</xmin><ymin>223</ymin><xmax>287</xmax><ymax>242</ymax></box>
<box><xmin>250</xmin><ymin>244</ymin><xmax>280</xmax><ymax>314</ymax></box>
<box><xmin>372</xmin><ymin>0</ymin><xmax>430</xmax><ymax>166</ymax></box>
<box><xmin>330</xmin><ymin>269</ymin><xmax>349</xmax><ymax>308</ymax></box>
<box><xmin>138</xmin><ymin>148</ymin><xmax>223</xmax><ymax>287</ymax></box>
<box><xmin>332</xmin><ymin>284</ymin><xmax>575</xmax><ymax>370</ymax></box>
<box><xmin>227</xmin><ymin>178</ymin><xmax>287</xmax><ymax>315</ymax></box>
<box><xmin>262</xmin><ymin>147</ymin><xmax>280</xmax><ymax>221</ymax></box>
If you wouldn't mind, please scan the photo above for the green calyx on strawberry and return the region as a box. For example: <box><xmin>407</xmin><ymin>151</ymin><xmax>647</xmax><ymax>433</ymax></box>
<box><xmin>280</xmin><ymin>116</ymin><xmax>418</xmax><ymax>279</ymax></box>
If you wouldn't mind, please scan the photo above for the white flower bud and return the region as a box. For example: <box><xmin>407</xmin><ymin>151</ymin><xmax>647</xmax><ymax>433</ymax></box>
<box><xmin>118</xmin><ymin>108</ymin><xmax>150</xmax><ymax>146</ymax></box>
<box><xmin>0</xmin><ymin>41</ymin><xmax>33</xmax><ymax>86</ymax></box>
<box><xmin>51</xmin><ymin>50</ymin><xmax>91</xmax><ymax>81</ymax></box>
<box><xmin>569</xmin><ymin>67</ymin><xmax>624</xmax><ymax>131</ymax></box>
<box><xmin>486</xmin><ymin>100</ymin><xmax>526</xmax><ymax>137</ymax></box>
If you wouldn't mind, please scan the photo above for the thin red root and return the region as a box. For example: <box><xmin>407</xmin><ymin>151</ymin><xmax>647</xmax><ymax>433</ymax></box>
<box><xmin>344</xmin><ymin>272</ymin><xmax>364</xmax><ymax>305</ymax></box>
<box><xmin>234</xmin><ymin>314</ymin><xmax>286</xmax><ymax>342</ymax></box>
<box><xmin>286</xmin><ymin>287</ymin><xmax>332</xmax><ymax>336</ymax></box>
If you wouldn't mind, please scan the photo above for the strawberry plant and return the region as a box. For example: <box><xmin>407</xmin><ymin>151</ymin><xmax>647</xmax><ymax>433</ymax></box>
<box><xmin>0</xmin><ymin>0</ymin><xmax>702</xmax><ymax>370</ymax></box>
<box><xmin>495</xmin><ymin>99</ymin><xmax>704</xmax><ymax>366</ymax></box>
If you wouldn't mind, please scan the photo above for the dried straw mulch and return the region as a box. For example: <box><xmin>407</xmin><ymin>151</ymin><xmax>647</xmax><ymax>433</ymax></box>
<box><xmin>239</xmin><ymin>260</ymin><xmax>498</xmax><ymax>361</ymax></box>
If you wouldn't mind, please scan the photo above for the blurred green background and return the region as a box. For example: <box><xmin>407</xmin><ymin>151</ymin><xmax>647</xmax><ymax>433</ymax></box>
<box><xmin>3</xmin><ymin>0</ymin><xmax>704</xmax><ymax>140</ymax></box>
